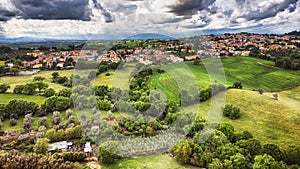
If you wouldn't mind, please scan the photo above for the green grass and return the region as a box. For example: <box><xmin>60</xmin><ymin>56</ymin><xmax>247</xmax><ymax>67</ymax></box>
<box><xmin>182</xmin><ymin>89</ymin><xmax>300</xmax><ymax>148</ymax></box>
<box><xmin>101</xmin><ymin>154</ymin><xmax>198</xmax><ymax>169</ymax></box>
<box><xmin>220</xmin><ymin>57</ymin><xmax>300</xmax><ymax>91</ymax></box>
<box><xmin>93</xmin><ymin>67</ymin><xmax>134</xmax><ymax>89</ymax></box>
<box><xmin>0</xmin><ymin>69</ymin><xmax>74</xmax><ymax>92</ymax></box>
<box><xmin>150</xmin><ymin>56</ymin><xmax>300</xmax><ymax>101</ymax></box>
<box><xmin>0</xmin><ymin>93</ymin><xmax>46</xmax><ymax>105</ymax></box>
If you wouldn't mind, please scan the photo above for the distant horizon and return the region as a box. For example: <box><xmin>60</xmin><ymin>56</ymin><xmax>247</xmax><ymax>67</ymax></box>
<box><xmin>0</xmin><ymin>30</ymin><xmax>299</xmax><ymax>44</ymax></box>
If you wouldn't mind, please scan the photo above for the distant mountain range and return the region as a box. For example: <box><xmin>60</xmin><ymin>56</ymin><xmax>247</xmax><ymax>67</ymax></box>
<box><xmin>0</xmin><ymin>31</ymin><xmax>298</xmax><ymax>44</ymax></box>
<box><xmin>124</xmin><ymin>33</ymin><xmax>175</xmax><ymax>40</ymax></box>
<box><xmin>285</xmin><ymin>31</ymin><xmax>300</xmax><ymax>36</ymax></box>
<box><xmin>0</xmin><ymin>37</ymin><xmax>57</xmax><ymax>43</ymax></box>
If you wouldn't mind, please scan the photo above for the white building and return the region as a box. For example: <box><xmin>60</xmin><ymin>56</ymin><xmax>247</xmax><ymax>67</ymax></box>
<box><xmin>84</xmin><ymin>142</ymin><xmax>92</xmax><ymax>153</ymax></box>
<box><xmin>48</xmin><ymin>141</ymin><xmax>73</xmax><ymax>152</ymax></box>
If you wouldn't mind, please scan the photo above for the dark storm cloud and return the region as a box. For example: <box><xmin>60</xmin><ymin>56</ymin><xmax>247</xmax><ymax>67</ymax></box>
<box><xmin>92</xmin><ymin>0</ymin><xmax>114</xmax><ymax>22</ymax></box>
<box><xmin>10</xmin><ymin>0</ymin><xmax>91</xmax><ymax>21</ymax></box>
<box><xmin>240</xmin><ymin>0</ymin><xmax>299</xmax><ymax>21</ymax></box>
<box><xmin>0</xmin><ymin>9</ymin><xmax>18</xmax><ymax>21</ymax></box>
<box><xmin>168</xmin><ymin>0</ymin><xmax>215</xmax><ymax>16</ymax></box>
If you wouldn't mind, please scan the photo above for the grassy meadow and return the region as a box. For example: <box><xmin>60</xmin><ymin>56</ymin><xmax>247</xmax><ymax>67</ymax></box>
<box><xmin>0</xmin><ymin>69</ymin><xmax>74</xmax><ymax>92</ymax></box>
<box><xmin>102</xmin><ymin>154</ymin><xmax>198</xmax><ymax>169</ymax></box>
<box><xmin>0</xmin><ymin>93</ymin><xmax>46</xmax><ymax>105</ymax></box>
<box><xmin>182</xmin><ymin>89</ymin><xmax>300</xmax><ymax>148</ymax></box>
<box><xmin>93</xmin><ymin>66</ymin><xmax>134</xmax><ymax>89</ymax></box>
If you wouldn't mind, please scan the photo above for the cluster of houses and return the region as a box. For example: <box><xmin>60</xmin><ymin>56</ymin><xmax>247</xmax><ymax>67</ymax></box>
<box><xmin>209</xmin><ymin>33</ymin><xmax>299</xmax><ymax>56</ymax></box>
<box><xmin>1</xmin><ymin>33</ymin><xmax>299</xmax><ymax>75</ymax></box>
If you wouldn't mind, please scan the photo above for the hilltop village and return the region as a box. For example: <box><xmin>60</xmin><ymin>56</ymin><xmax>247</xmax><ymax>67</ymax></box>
<box><xmin>0</xmin><ymin>32</ymin><xmax>299</xmax><ymax>75</ymax></box>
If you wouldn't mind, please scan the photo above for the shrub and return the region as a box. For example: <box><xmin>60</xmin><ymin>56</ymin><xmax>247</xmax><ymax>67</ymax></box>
<box><xmin>223</xmin><ymin>104</ymin><xmax>241</xmax><ymax>120</ymax></box>
<box><xmin>258</xmin><ymin>89</ymin><xmax>264</xmax><ymax>94</ymax></box>
<box><xmin>10</xmin><ymin>118</ymin><xmax>17</xmax><ymax>126</ymax></box>
<box><xmin>0</xmin><ymin>84</ymin><xmax>10</xmax><ymax>93</ymax></box>
<box><xmin>44</xmin><ymin>88</ymin><xmax>56</xmax><ymax>97</ymax></box>
<box><xmin>98</xmin><ymin>141</ymin><xmax>120</xmax><ymax>164</ymax></box>
<box><xmin>55</xmin><ymin>152</ymin><xmax>87</xmax><ymax>162</ymax></box>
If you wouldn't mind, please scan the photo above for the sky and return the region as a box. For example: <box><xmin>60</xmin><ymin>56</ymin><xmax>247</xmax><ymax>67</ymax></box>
<box><xmin>0</xmin><ymin>0</ymin><xmax>299</xmax><ymax>40</ymax></box>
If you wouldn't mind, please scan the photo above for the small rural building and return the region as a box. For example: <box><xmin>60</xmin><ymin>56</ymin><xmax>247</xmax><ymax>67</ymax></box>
<box><xmin>48</xmin><ymin>141</ymin><xmax>73</xmax><ymax>152</ymax></box>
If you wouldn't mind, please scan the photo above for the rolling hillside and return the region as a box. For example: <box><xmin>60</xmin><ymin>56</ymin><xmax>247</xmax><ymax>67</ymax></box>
<box><xmin>150</xmin><ymin>56</ymin><xmax>300</xmax><ymax>101</ymax></box>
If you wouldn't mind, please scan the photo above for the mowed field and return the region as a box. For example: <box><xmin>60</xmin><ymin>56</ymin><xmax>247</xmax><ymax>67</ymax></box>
<box><xmin>150</xmin><ymin>56</ymin><xmax>300</xmax><ymax>101</ymax></box>
<box><xmin>93</xmin><ymin>66</ymin><xmax>134</xmax><ymax>90</ymax></box>
<box><xmin>102</xmin><ymin>154</ymin><xmax>198</xmax><ymax>169</ymax></box>
<box><xmin>182</xmin><ymin>88</ymin><xmax>300</xmax><ymax>148</ymax></box>
<box><xmin>0</xmin><ymin>93</ymin><xmax>46</xmax><ymax>105</ymax></box>
<box><xmin>0</xmin><ymin>69</ymin><xmax>74</xmax><ymax>92</ymax></box>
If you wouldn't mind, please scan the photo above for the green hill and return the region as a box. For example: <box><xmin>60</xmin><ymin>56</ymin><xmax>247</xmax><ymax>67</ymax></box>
<box><xmin>150</xmin><ymin>56</ymin><xmax>300</xmax><ymax>101</ymax></box>
<box><xmin>182</xmin><ymin>88</ymin><xmax>300</xmax><ymax>148</ymax></box>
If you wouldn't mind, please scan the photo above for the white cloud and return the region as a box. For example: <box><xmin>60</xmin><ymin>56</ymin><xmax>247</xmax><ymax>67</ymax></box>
<box><xmin>0</xmin><ymin>0</ymin><xmax>299</xmax><ymax>39</ymax></box>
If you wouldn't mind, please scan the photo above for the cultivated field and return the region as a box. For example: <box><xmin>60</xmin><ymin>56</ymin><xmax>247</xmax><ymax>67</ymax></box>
<box><xmin>150</xmin><ymin>56</ymin><xmax>300</xmax><ymax>101</ymax></box>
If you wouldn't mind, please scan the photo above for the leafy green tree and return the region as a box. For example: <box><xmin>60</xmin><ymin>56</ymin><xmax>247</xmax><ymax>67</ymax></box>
<box><xmin>97</xmin><ymin>99</ymin><xmax>112</xmax><ymax>111</ymax></box>
<box><xmin>263</xmin><ymin>144</ymin><xmax>285</xmax><ymax>162</ymax></box>
<box><xmin>52</xmin><ymin>72</ymin><xmax>59</xmax><ymax>79</ymax></box>
<box><xmin>22</xmin><ymin>83</ymin><xmax>37</xmax><ymax>95</ymax></box>
<box><xmin>13</xmin><ymin>85</ymin><xmax>24</xmax><ymax>94</ymax></box>
<box><xmin>42</xmin><ymin>96</ymin><xmax>71</xmax><ymax>112</ymax></box>
<box><xmin>34</xmin><ymin>138</ymin><xmax>49</xmax><ymax>155</ymax></box>
<box><xmin>34</xmin><ymin>81</ymin><xmax>48</xmax><ymax>92</ymax></box>
<box><xmin>174</xmin><ymin>141</ymin><xmax>192</xmax><ymax>164</ymax></box>
<box><xmin>253</xmin><ymin>154</ymin><xmax>278</xmax><ymax>169</ymax></box>
<box><xmin>217</xmin><ymin>123</ymin><xmax>235</xmax><ymax>141</ymax></box>
<box><xmin>234</xmin><ymin>130</ymin><xmax>253</xmax><ymax>142</ymax></box>
<box><xmin>57</xmin><ymin>88</ymin><xmax>72</xmax><ymax>97</ymax></box>
<box><xmin>0</xmin><ymin>84</ymin><xmax>10</xmax><ymax>93</ymax></box>
<box><xmin>45</xmin><ymin>128</ymin><xmax>56</xmax><ymax>141</ymax></box>
<box><xmin>223</xmin><ymin>104</ymin><xmax>241</xmax><ymax>120</ymax></box>
<box><xmin>145</xmin><ymin>126</ymin><xmax>155</xmax><ymax>136</ymax></box>
<box><xmin>284</xmin><ymin>145</ymin><xmax>300</xmax><ymax>165</ymax></box>
<box><xmin>98</xmin><ymin>141</ymin><xmax>120</xmax><ymax>164</ymax></box>
<box><xmin>208</xmin><ymin>158</ymin><xmax>224</xmax><ymax>169</ymax></box>
<box><xmin>229</xmin><ymin>153</ymin><xmax>246</xmax><ymax>169</ymax></box>
<box><xmin>5</xmin><ymin>99</ymin><xmax>39</xmax><ymax>118</ymax></box>
<box><xmin>217</xmin><ymin>143</ymin><xmax>240</xmax><ymax>161</ymax></box>
<box><xmin>236</xmin><ymin>138</ymin><xmax>262</xmax><ymax>156</ymax></box>
<box><xmin>232</xmin><ymin>82</ymin><xmax>243</xmax><ymax>89</ymax></box>
<box><xmin>44</xmin><ymin>88</ymin><xmax>56</xmax><ymax>97</ymax></box>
